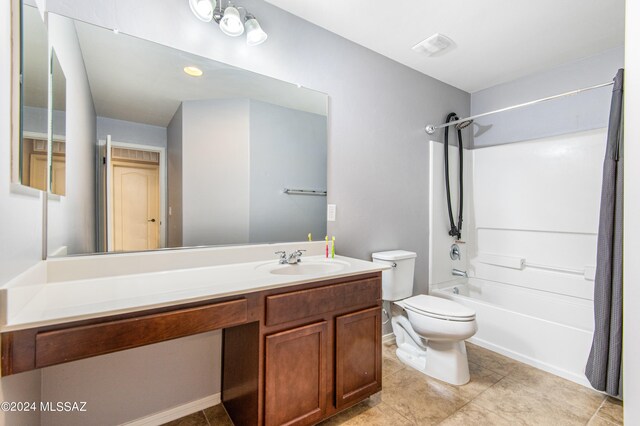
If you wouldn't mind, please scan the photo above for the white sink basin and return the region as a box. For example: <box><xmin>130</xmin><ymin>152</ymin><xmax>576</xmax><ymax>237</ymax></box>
<box><xmin>256</xmin><ymin>260</ymin><xmax>349</xmax><ymax>276</ymax></box>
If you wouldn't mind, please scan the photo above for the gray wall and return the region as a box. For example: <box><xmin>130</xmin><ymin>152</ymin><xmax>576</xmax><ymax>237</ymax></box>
<box><xmin>41</xmin><ymin>331</ymin><xmax>222</xmax><ymax>426</ymax></box>
<box><xmin>168</xmin><ymin>99</ymin><xmax>328</xmax><ymax>246</ymax></box>
<box><xmin>249</xmin><ymin>100</ymin><xmax>327</xmax><ymax>243</ymax></box>
<box><xmin>166</xmin><ymin>104</ymin><xmax>183</xmax><ymax>247</ymax></box>
<box><xmin>471</xmin><ymin>47</ymin><xmax>624</xmax><ymax>147</ymax></box>
<box><xmin>23</xmin><ymin>106</ymin><xmax>66</xmax><ymax>135</ymax></box>
<box><xmin>181</xmin><ymin>99</ymin><xmax>251</xmax><ymax>246</ymax></box>
<box><xmin>96</xmin><ymin>116</ymin><xmax>167</xmax><ymax>147</ymax></box>
<box><xmin>34</xmin><ymin>0</ymin><xmax>470</xmax><ymax>424</ymax></box>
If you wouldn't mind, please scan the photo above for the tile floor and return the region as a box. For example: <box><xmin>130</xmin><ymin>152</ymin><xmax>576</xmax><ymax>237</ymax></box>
<box><xmin>163</xmin><ymin>341</ymin><xmax>623</xmax><ymax>426</ymax></box>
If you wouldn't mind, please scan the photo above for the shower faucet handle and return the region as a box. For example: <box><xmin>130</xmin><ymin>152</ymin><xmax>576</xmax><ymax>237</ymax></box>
<box><xmin>450</xmin><ymin>244</ymin><xmax>461</xmax><ymax>260</ymax></box>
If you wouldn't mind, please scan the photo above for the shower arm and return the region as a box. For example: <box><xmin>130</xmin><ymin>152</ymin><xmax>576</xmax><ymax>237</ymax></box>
<box><xmin>425</xmin><ymin>81</ymin><xmax>614</xmax><ymax>134</ymax></box>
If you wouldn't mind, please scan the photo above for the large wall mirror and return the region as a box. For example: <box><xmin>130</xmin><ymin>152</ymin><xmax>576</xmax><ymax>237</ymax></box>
<box><xmin>16</xmin><ymin>2</ymin><xmax>67</xmax><ymax>195</ymax></box>
<box><xmin>18</xmin><ymin>3</ymin><xmax>48</xmax><ymax>192</ymax></box>
<box><xmin>31</xmin><ymin>13</ymin><xmax>328</xmax><ymax>256</ymax></box>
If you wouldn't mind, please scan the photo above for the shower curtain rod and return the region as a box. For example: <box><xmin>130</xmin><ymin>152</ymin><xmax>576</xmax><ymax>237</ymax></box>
<box><xmin>425</xmin><ymin>80</ymin><xmax>614</xmax><ymax>134</ymax></box>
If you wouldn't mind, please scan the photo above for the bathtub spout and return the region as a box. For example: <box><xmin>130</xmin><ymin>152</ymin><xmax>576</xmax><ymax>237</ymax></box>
<box><xmin>452</xmin><ymin>268</ymin><xmax>468</xmax><ymax>278</ymax></box>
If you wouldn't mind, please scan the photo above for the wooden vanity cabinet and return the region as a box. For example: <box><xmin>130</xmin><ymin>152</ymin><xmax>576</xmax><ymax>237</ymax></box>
<box><xmin>0</xmin><ymin>271</ymin><xmax>382</xmax><ymax>426</ymax></box>
<box><xmin>223</xmin><ymin>272</ymin><xmax>383</xmax><ymax>426</ymax></box>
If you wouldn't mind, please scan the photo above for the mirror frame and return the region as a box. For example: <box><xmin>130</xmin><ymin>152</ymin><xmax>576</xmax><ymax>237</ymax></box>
<box><xmin>10</xmin><ymin>0</ymin><xmax>22</xmax><ymax>186</ymax></box>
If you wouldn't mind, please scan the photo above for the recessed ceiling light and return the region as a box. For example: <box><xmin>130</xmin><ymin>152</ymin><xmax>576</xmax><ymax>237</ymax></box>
<box><xmin>183</xmin><ymin>66</ymin><xmax>203</xmax><ymax>77</ymax></box>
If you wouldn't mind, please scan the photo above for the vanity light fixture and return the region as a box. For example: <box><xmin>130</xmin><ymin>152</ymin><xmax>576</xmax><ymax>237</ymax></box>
<box><xmin>245</xmin><ymin>15</ymin><xmax>268</xmax><ymax>46</ymax></box>
<box><xmin>189</xmin><ymin>0</ymin><xmax>216</xmax><ymax>22</ymax></box>
<box><xmin>219</xmin><ymin>5</ymin><xmax>244</xmax><ymax>36</ymax></box>
<box><xmin>188</xmin><ymin>0</ymin><xmax>268</xmax><ymax>45</ymax></box>
<box><xmin>183</xmin><ymin>66</ymin><xmax>204</xmax><ymax>77</ymax></box>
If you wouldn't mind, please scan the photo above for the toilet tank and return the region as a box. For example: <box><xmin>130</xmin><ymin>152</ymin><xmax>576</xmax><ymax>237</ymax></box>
<box><xmin>371</xmin><ymin>250</ymin><xmax>417</xmax><ymax>301</ymax></box>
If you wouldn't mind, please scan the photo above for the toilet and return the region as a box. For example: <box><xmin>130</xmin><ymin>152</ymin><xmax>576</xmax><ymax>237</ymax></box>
<box><xmin>372</xmin><ymin>250</ymin><xmax>477</xmax><ymax>385</ymax></box>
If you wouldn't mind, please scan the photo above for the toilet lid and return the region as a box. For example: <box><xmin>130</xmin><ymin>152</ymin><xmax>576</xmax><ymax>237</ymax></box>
<box><xmin>403</xmin><ymin>295</ymin><xmax>475</xmax><ymax>320</ymax></box>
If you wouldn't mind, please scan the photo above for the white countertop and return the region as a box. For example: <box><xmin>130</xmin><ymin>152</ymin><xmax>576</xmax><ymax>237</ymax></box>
<box><xmin>1</xmin><ymin>255</ymin><xmax>388</xmax><ymax>332</ymax></box>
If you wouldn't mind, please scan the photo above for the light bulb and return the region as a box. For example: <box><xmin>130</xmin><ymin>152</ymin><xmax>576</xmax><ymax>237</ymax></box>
<box><xmin>189</xmin><ymin>0</ymin><xmax>215</xmax><ymax>22</ymax></box>
<box><xmin>183</xmin><ymin>66</ymin><xmax>203</xmax><ymax>77</ymax></box>
<box><xmin>219</xmin><ymin>6</ymin><xmax>244</xmax><ymax>37</ymax></box>
<box><xmin>245</xmin><ymin>18</ymin><xmax>267</xmax><ymax>46</ymax></box>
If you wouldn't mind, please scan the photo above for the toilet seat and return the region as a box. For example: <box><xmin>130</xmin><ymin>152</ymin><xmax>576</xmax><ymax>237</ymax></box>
<box><xmin>402</xmin><ymin>295</ymin><xmax>475</xmax><ymax>322</ymax></box>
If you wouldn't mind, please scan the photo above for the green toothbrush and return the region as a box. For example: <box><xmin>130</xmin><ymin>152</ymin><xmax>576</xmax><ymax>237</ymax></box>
<box><xmin>331</xmin><ymin>236</ymin><xmax>335</xmax><ymax>259</ymax></box>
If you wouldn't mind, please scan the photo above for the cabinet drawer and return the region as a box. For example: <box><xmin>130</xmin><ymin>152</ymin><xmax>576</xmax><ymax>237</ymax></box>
<box><xmin>265</xmin><ymin>278</ymin><xmax>380</xmax><ymax>326</ymax></box>
<box><xmin>35</xmin><ymin>298</ymin><xmax>248</xmax><ymax>368</ymax></box>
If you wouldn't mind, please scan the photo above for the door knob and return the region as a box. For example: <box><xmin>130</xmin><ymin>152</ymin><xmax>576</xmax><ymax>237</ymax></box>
<box><xmin>148</xmin><ymin>219</ymin><xmax>156</xmax><ymax>223</ymax></box>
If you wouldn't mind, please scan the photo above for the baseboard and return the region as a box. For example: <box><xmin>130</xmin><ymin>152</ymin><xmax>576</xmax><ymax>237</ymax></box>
<box><xmin>467</xmin><ymin>337</ymin><xmax>593</xmax><ymax>388</ymax></box>
<box><xmin>121</xmin><ymin>393</ymin><xmax>221</xmax><ymax>426</ymax></box>
<box><xmin>382</xmin><ymin>332</ymin><xmax>396</xmax><ymax>344</ymax></box>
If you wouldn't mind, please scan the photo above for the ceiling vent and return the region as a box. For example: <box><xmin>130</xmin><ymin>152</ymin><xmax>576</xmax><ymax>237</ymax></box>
<box><xmin>412</xmin><ymin>33</ymin><xmax>455</xmax><ymax>56</ymax></box>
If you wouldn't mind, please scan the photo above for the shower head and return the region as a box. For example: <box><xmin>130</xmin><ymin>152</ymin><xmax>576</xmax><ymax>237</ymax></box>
<box><xmin>455</xmin><ymin>119</ymin><xmax>474</xmax><ymax>130</ymax></box>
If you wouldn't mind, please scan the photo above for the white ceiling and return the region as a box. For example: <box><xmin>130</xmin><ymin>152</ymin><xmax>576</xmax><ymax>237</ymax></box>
<box><xmin>74</xmin><ymin>20</ymin><xmax>327</xmax><ymax>127</ymax></box>
<box><xmin>265</xmin><ymin>0</ymin><xmax>625</xmax><ymax>93</ymax></box>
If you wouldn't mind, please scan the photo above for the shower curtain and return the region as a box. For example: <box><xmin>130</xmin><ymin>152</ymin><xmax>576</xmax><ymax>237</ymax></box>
<box><xmin>585</xmin><ymin>68</ymin><xmax>624</xmax><ymax>398</ymax></box>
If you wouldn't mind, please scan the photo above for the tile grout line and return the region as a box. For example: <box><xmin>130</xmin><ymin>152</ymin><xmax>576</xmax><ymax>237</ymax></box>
<box><xmin>435</xmin><ymin>399</ymin><xmax>474</xmax><ymax>425</ymax></box>
<box><xmin>382</xmin><ymin>401</ymin><xmax>419</xmax><ymax>425</ymax></box>
<box><xmin>381</xmin><ymin>350</ymin><xmax>425</xmax><ymax>425</ymax></box>
<box><xmin>453</xmin><ymin>375</ymin><xmax>522</xmax><ymax>424</ymax></box>
<box><xmin>379</xmin><ymin>363</ymin><xmax>417</xmax><ymax>425</ymax></box>
<box><xmin>202</xmin><ymin>409</ymin><xmax>212</xmax><ymax>426</ymax></box>
<box><xmin>435</xmin><ymin>372</ymin><xmax>510</xmax><ymax>425</ymax></box>
<box><xmin>587</xmin><ymin>398</ymin><xmax>609</xmax><ymax>425</ymax></box>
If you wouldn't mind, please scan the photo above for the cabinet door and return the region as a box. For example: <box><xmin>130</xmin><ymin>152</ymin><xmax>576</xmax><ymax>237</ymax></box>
<box><xmin>335</xmin><ymin>306</ymin><xmax>382</xmax><ymax>408</ymax></box>
<box><xmin>265</xmin><ymin>321</ymin><xmax>327</xmax><ymax>426</ymax></box>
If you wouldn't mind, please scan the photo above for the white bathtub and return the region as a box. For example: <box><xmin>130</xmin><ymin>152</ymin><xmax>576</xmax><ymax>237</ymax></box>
<box><xmin>431</xmin><ymin>278</ymin><xmax>595</xmax><ymax>387</ymax></box>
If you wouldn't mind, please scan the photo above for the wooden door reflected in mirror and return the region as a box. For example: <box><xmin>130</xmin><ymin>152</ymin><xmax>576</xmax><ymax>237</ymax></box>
<box><xmin>110</xmin><ymin>147</ymin><xmax>161</xmax><ymax>251</ymax></box>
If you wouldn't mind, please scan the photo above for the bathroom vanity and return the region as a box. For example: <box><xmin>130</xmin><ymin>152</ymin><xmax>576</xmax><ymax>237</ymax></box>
<box><xmin>0</xmin><ymin>244</ymin><xmax>386</xmax><ymax>426</ymax></box>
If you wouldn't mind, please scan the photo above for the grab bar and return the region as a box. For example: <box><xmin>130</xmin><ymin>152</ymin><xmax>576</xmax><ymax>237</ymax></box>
<box><xmin>283</xmin><ymin>188</ymin><xmax>327</xmax><ymax>196</ymax></box>
<box><xmin>475</xmin><ymin>253</ymin><xmax>595</xmax><ymax>280</ymax></box>
<box><xmin>525</xmin><ymin>262</ymin><xmax>596</xmax><ymax>280</ymax></box>
<box><xmin>524</xmin><ymin>262</ymin><xmax>583</xmax><ymax>275</ymax></box>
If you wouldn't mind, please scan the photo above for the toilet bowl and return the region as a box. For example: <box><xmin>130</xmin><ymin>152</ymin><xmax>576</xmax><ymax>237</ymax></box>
<box><xmin>372</xmin><ymin>250</ymin><xmax>477</xmax><ymax>385</ymax></box>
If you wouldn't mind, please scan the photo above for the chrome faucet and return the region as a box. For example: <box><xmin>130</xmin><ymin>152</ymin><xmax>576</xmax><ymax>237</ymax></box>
<box><xmin>275</xmin><ymin>250</ymin><xmax>306</xmax><ymax>264</ymax></box>
<box><xmin>452</xmin><ymin>268</ymin><xmax>468</xmax><ymax>278</ymax></box>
